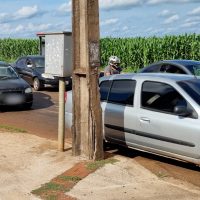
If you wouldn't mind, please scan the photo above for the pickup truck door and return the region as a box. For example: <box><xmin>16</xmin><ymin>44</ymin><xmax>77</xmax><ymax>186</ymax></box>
<box><xmin>101</xmin><ymin>79</ymin><xmax>137</xmax><ymax>145</ymax></box>
<box><xmin>134</xmin><ymin>80</ymin><xmax>200</xmax><ymax>159</ymax></box>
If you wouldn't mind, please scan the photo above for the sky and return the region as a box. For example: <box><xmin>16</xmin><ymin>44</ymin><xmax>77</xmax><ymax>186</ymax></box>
<box><xmin>0</xmin><ymin>0</ymin><xmax>200</xmax><ymax>39</ymax></box>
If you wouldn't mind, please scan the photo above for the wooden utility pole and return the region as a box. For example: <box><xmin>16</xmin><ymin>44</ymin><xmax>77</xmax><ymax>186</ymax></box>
<box><xmin>72</xmin><ymin>0</ymin><xmax>103</xmax><ymax>160</ymax></box>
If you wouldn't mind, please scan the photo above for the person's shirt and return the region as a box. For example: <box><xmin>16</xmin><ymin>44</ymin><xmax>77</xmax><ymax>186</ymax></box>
<box><xmin>104</xmin><ymin>65</ymin><xmax>122</xmax><ymax>76</ymax></box>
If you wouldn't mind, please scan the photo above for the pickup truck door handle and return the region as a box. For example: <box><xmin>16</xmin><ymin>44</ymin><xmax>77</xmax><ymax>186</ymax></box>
<box><xmin>140</xmin><ymin>117</ymin><xmax>150</xmax><ymax>123</ymax></box>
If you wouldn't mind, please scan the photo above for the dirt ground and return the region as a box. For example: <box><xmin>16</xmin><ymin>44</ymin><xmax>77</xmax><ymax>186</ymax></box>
<box><xmin>0</xmin><ymin>131</ymin><xmax>79</xmax><ymax>200</ymax></box>
<box><xmin>1</xmin><ymin>131</ymin><xmax>200</xmax><ymax>200</ymax></box>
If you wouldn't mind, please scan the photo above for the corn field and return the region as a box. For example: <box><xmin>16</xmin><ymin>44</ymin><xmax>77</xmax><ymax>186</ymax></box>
<box><xmin>0</xmin><ymin>38</ymin><xmax>39</xmax><ymax>62</ymax></box>
<box><xmin>101</xmin><ymin>33</ymin><xmax>200</xmax><ymax>72</ymax></box>
<box><xmin>1</xmin><ymin>34</ymin><xmax>200</xmax><ymax>72</ymax></box>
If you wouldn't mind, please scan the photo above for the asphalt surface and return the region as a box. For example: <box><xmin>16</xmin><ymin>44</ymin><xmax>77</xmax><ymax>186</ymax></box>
<box><xmin>0</xmin><ymin>88</ymin><xmax>200</xmax><ymax>188</ymax></box>
<box><xmin>0</xmin><ymin>88</ymin><xmax>71</xmax><ymax>140</ymax></box>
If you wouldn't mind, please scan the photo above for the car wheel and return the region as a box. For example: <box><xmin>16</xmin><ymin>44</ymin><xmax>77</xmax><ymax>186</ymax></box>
<box><xmin>33</xmin><ymin>77</ymin><xmax>43</xmax><ymax>91</ymax></box>
<box><xmin>103</xmin><ymin>139</ymin><xmax>110</xmax><ymax>151</ymax></box>
<box><xmin>23</xmin><ymin>102</ymin><xmax>33</xmax><ymax>110</ymax></box>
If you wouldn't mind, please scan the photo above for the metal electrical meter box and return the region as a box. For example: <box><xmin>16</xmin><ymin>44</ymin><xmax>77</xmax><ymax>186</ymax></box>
<box><xmin>44</xmin><ymin>32</ymin><xmax>72</xmax><ymax>77</ymax></box>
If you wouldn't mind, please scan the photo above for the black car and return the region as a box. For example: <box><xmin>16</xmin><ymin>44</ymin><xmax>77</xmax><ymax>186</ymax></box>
<box><xmin>0</xmin><ymin>62</ymin><xmax>33</xmax><ymax>109</ymax></box>
<box><xmin>11</xmin><ymin>55</ymin><xmax>71</xmax><ymax>91</ymax></box>
<box><xmin>139</xmin><ymin>60</ymin><xmax>200</xmax><ymax>76</ymax></box>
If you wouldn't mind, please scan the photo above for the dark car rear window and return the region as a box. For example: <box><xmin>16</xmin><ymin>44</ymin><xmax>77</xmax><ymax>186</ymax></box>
<box><xmin>186</xmin><ymin>64</ymin><xmax>200</xmax><ymax>76</ymax></box>
<box><xmin>31</xmin><ymin>57</ymin><xmax>45</xmax><ymax>68</ymax></box>
<box><xmin>0</xmin><ymin>66</ymin><xmax>18</xmax><ymax>78</ymax></box>
<box><xmin>177</xmin><ymin>79</ymin><xmax>200</xmax><ymax>106</ymax></box>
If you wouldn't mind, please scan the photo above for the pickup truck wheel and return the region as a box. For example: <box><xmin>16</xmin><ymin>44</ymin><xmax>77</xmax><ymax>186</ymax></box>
<box><xmin>23</xmin><ymin>102</ymin><xmax>33</xmax><ymax>110</ymax></box>
<box><xmin>33</xmin><ymin>77</ymin><xmax>43</xmax><ymax>91</ymax></box>
<box><xmin>103</xmin><ymin>139</ymin><xmax>108</xmax><ymax>150</ymax></box>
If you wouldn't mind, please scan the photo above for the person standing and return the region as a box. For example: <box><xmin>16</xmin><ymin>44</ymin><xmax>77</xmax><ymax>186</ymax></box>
<box><xmin>104</xmin><ymin>56</ymin><xmax>122</xmax><ymax>76</ymax></box>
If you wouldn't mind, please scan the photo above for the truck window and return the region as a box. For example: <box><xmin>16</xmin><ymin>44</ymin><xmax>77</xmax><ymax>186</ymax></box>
<box><xmin>160</xmin><ymin>64</ymin><xmax>185</xmax><ymax>74</ymax></box>
<box><xmin>16</xmin><ymin>58</ymin><xmax>26</xmax><ymax>68</ymax></box>
<box><xmin>141</xmin><ymin>81</ymin><xmax>188</xmax><ymax>114</ymax></box>
<box><xmin>108</xmin><ymin>80</ymin><xmax>136</xmax><ymax>106</ymax></box>
<box><xmin>99</xmin><ymin>80</ymin><xmax>112</xmax><ymax>101</ymax></box>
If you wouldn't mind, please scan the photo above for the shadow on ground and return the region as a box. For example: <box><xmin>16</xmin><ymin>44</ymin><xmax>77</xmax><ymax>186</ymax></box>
<box><xmin>104</xmin><ymin>143</ymin><xmax>200</xmax><ymax>172</ymax></box>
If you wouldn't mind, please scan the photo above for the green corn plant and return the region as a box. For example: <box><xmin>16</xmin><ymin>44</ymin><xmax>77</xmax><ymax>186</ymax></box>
<box><xmin>1</xmin><ymin>34</ymin><xmax>200</xmax><ymax>71</ymax></box>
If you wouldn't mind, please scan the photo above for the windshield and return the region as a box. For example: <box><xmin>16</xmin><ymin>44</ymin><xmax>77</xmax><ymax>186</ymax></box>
<box><xmin>186</xmin><ymin>64</ymin><xmax>200</xmax><ymax>76</ymax></box>
<box><xmin>32</xmin><ymin>57</ymin><xmax>44</xmax><ymax>68</ymax></box>
<box><xmin>0</xmin><ymin>66</ymin><xmax>18</xmax><ymax>79</ymax></box>
<box><xmin>177</xmin><ymin>79</ymin><xmax>200</xmax><ymax>106</ymax></box>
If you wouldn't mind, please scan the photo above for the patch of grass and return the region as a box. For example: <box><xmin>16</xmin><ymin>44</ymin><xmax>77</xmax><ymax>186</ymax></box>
<box><xmin>157</xmin><ymin>171</ymin><xmax>168</xmax><ymax>178</ymax></box>
<box><xmin>46</xmin><ymin>195</ymin><xmax>57</xmax><ymax>200</ymax></box>
<box><xmin>32</xmin><ymin>182</ymin><xmax>69</xmax><ymax>196</ymax></box>
<box><xmin>86</xmin><ymin>158</ymin><xmax>119</xmax><ymax>170</ymax></box>
<box><xmin>58</xmin><ymin>175</ymin><xmax>82</xmax><ymax>182</ymax></box>
<box><xmin>0</xmin><ymin>124</ymin><xmax>27</xmax><ymax>133</ymax></box>
<box><xmin>32</xmin><ymin>159</ymin><xmax>119</xmax><ymax>199</ymax></box>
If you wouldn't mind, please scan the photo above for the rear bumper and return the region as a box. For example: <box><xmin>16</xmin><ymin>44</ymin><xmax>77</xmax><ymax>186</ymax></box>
<box><xmin>42</xmin><ymin>77</ymin><xmax>72</xmax><ymax>87</ymax></box>
<box><xmin>0</xmin><ymin>93</ymin><xmax>33</xmax><ymax>106</ymax></box>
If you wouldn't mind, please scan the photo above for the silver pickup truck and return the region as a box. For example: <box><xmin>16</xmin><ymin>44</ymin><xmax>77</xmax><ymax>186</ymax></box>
<box><xmin>65</xmin><ymin>73</ymin><xmax>200</xmax><ymax>165</ymax></box>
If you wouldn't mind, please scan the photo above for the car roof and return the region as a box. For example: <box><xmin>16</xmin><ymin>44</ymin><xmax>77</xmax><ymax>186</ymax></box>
<box><xmin>17</xmin><ymin>55</ymin><xmax>44</xmax><ymax>59</ymax></box>
<box><xmin>27</xmin><ymin>55</ymin><xmax>44</xmax><ymax>58</ymax></box>
<box><xmin>0</xmin><ymin>61</ymin><xmax>10</xmax><ymax>67</ymax></box>
<box><xmin>99</xmin><ymin>73</ymin><xmax>198</xmax><ymax>84</ymax></box>
<box><xmin>155</xmin><ymin>59</ymin><xmax>200</xmax><ymax>66</ymax></box>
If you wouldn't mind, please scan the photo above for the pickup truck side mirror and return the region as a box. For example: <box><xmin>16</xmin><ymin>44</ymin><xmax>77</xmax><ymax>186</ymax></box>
<box><xmin>174</xmin><ymin>105</ymin><xmax>192</xmax><ymax>117</ymax></box>
<box><xmin>27</xmin><ymin>64</ymin><xmax>33</xmax><ymax>68</ymax></box>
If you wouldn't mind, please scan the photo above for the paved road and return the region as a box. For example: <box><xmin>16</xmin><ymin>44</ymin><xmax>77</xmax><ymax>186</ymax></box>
<box><xmin>0</xmin><ymin>89</ymin><xmax>200</xmax><ymax>188</ymax></box>
<box><xmin>0</xmin><ymin>88</ymin><xmax>71</xmax><ymax>140</ymax></box>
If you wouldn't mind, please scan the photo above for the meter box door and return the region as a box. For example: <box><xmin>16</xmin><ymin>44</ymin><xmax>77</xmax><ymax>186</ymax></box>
<box><xmin>45</xmin><ymin>32</ymin><xmax>72</xmax><ymax>77</ymax></box>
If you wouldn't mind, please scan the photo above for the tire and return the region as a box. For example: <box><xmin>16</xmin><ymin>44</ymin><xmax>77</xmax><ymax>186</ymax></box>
<box><xmin>23</xmin><ymin>102</ymin><xmax>33</xmax><ymax>110</ymax></box>
<box><xmin>103</xmin><ymin>139</ymin><xmax>109</xmax><ymax>151</ymax></box>
<box><xmin>33</xmin><ymin>77</ymin><xmax>43</xmax><ymax>91</ymax></box>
